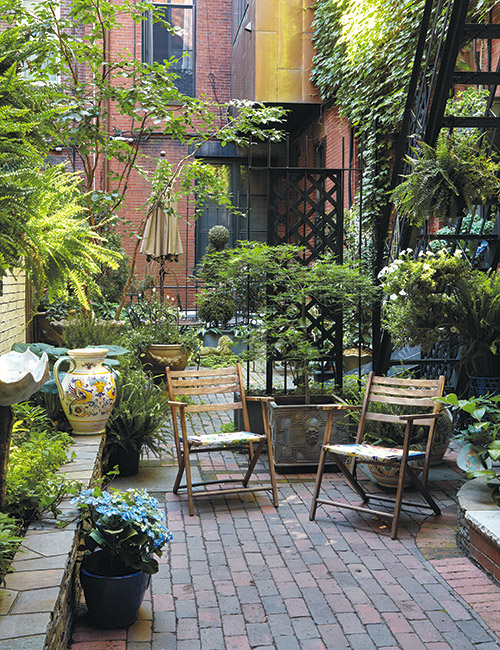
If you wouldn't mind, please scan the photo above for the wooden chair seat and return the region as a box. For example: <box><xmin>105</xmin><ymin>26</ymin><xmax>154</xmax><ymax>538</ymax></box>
<box><xmin>309</xmin><ymin>371</ymin><xmax>445</xmax><ymax>539</ymax></box>
<box><xmin>325</xmin><ymin>443</ymin><xmax>425</xmax><ymax>463</ymax></box>
<box><xmin>166</xmin><ymin>363</ymin><xmax>279</xmax><ymax>516</ymax></box>
<box><xmin>187</xmin><ymin>431</ymin><xmax>264</xmax><ymax>448</ymax></box>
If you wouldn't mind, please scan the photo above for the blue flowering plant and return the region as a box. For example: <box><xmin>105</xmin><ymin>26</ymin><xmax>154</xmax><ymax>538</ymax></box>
<box><xmin>73</xmin><ymin>487</ymin><xmax>172</xmax><ymax>576</ymax></box>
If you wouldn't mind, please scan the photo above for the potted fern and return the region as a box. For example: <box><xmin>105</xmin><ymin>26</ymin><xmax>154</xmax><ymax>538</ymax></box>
<box><xmin>392</xmin><ymin>131</ymin><xmax>500</xmax><ymax>226</ymax></box>
<box><xmin>105</xmin><ymin>360</ymin><xmax>171</xmax><ymax>476</ymax></box>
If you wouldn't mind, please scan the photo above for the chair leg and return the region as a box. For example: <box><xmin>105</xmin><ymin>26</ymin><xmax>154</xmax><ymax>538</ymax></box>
<box><xmin>406</xmin><ymin>465</ymin><xmax>441</xmax><ymax>515</ymax></box>
<box><xmin>391</xmin><ymin>460</ymin><xmax>407</xmax><ymax>540</ymax></box>
<box><xmin>183</xmin><ymin>447</ymin><xmax>195</xmax><ymax>516</ymax></box>
<box><xmin>242</xmin><ymin>440</ymin><xmax>266</xmax><ymax>486</ymax></box>
<box><xmin>267</xmin><ymin>440</ymin><xmax>279</xmax><ymax>507</ymax></box>
<box><xmin>334</xmin><ymin>455</ymin><xmax>369</xmax><ymax>503</ymax></box>
<box><xmin>173</xmin><ymin>455</ymin><xmax>185</xmax><ymax>494</ymax></box>
<box><xmin>309</xmin><ymin>445</ymin><xmax>328</xmax><ymax>521</ymax></box>
<box><xmin>261</xmin><ymin>399</ymin><xmax>279</xmax><ymax>507</ymax></box>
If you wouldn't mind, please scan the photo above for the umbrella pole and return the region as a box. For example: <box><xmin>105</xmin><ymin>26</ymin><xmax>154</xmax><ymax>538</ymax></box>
<box><xmin>159</xmin><ymin>258</ymin><xmax>165</xmax><ymax>302</ymax></box>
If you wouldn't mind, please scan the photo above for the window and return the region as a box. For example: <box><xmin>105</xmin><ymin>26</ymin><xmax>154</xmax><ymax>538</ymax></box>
<box><xmin>143</xmin><ymin>1</ymin><xmax>195</xmax><ymax>97</ymax></box>
<box><xmin>195</xmin><ymin>164</ymin><xmax>268</xmax><ymax>264</ymax></box>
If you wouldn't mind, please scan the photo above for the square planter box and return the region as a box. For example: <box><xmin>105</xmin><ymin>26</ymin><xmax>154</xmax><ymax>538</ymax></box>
<box><xmin>235</xmin><ymin>395</ymin><xmax>352</xmax><ymax>471</ymax></box>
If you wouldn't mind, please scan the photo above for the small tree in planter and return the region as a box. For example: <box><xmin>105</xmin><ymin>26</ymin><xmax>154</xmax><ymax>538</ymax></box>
<box><xmin>218</xmin><ymin>242</ymin><xmax>378</xmax><ymax>402</ymax></box>
<box><xmin>213</xmin><ymin>242</ymin><xmax>378</xmax><ymax>469</ymax></box>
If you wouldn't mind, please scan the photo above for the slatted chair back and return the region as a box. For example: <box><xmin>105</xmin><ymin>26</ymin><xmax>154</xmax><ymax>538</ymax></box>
<box><xmin>355</xmin><ymin>373</ymin><xmax>445</xmax><ymax>485</ymax></box>
<box><xmin>167</xmin><ymin>365</ymin><xmax>250</xmax><ymax>425</ymax></box>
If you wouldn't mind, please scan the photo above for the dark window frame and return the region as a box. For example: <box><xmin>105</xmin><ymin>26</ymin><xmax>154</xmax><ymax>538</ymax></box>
<box><xmin>142</xmin><ymin>2</ymin><xmax>196</xmax><ymax>97</ymax></box>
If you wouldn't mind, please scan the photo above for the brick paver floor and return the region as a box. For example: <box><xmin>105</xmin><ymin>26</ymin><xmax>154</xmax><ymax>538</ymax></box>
<box><xmin>70</xmin><ymin>381</ymin><xmax>500</xmax><ymax>650</ymax></box>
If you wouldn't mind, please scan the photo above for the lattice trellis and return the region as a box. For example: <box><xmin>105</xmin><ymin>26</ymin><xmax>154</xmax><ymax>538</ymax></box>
<box><xmin>269</xmin><ymin>169</ymin><xmax>344</xmax><ymax>261</ymax></box>
<box><xmin>266</xmin><ymin>168</ymin><xmax>344</xmax><ymax>389</ymax></box>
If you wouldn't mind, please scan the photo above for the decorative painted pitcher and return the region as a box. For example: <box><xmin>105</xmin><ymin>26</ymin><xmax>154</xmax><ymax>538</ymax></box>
<box><xmin>54</xmin><ymin>348</ymin><xmax>116</xmax><ymax>435</ymax></box>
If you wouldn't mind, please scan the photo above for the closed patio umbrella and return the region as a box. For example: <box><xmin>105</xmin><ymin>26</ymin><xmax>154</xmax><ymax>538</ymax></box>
<box><xmin>140</xmin><ymin>202</ymin><xmax>183</xmax><ymax>301</ymax></box>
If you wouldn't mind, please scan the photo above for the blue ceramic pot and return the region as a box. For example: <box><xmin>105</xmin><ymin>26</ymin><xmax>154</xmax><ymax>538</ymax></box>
<box><xmin>80</xmin><ymin>552</ymin><xmax>150</xmax><ymax>628</ymax></box>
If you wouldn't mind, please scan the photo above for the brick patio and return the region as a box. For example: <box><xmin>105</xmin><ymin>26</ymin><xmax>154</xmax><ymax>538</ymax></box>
<box><xmin>70</xmin><ymin>384</ymin><xmax>500</xmax><ymax>650</ymax></box>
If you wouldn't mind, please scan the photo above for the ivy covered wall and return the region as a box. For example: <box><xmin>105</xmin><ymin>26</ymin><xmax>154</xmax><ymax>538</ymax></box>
<box><xmin>311</xmin><ymin>0</ymin><xmax>424</xmax><ymax>235</ymax></box>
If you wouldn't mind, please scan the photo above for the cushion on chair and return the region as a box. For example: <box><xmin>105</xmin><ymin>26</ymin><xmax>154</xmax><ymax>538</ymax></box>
<box><xmin>187</xmin><ymin>431</ymin><xmax>264</xmax><ymax>449</ymax></box>
<box><xmin>325</xmin><ymin>443</ymin><xmax>425</xmax><ymax>463</ymax></box>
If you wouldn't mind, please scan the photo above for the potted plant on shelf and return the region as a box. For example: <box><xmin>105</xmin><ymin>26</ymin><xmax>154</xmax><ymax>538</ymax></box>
<box><xmin>379</xmin><ymin>249</ymin><xmax>500</xmax><ymax>393</ymax></box>
<box><xmin>73</xmin><ymin>486</ymin><xmax>173</xmax><ymax>628</ymax></box>
<box><xmin>125</xmin><ymin>300</ymin><xmax>197</xmax><ymax>374</ymax></box>
<box><xmin>215</xmin><ymin>241</ymin><xmax>378</xmax><ymax>469</ymax></box>
<box><xmin>105</xmin><ymin>360</ymin><xmax>171</xmax><ymax>476</ymax></box>
<box><xmin>391</xmin><ymin>131</ymin><xmax>500</xmax><ymax>227</ymax></box>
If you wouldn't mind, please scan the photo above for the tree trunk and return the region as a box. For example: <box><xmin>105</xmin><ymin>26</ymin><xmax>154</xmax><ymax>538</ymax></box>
<box><xmin>0</xmin><ymin>406</ymin><xmax>13</xmax><ymax>511</ymax></box>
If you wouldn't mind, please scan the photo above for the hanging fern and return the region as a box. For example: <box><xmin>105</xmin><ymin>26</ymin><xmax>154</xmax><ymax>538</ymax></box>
<box><xmin>391</xmin><ymin>133</ymin><xmax>500</xmax><ymax>226</ymax></box>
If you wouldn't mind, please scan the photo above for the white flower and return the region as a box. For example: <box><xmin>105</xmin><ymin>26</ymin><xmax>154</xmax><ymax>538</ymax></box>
<box><xmin>399</xmin><ymin>290</ymin><xmax>406</xmax><ymax>296</ymax></box>
<box><xmin>390</xmin><ymin>294</ymin><xmax>398</xmax><ymax>301</ymax></box>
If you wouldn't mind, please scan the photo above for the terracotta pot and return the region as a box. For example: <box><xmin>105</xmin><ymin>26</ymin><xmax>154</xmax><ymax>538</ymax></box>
<box><xmin>34</xmin><ymin>312</ymin><xmax>64</xmax><ymax>345</ymax></box>
<box><xmin>142</xmin><ymin>344</ymin><xmax>188</xmax><ymax>374</ymax></box>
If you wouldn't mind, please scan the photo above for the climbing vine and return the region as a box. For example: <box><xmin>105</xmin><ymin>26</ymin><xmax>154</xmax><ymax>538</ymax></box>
<box><xmin>311</xmin><ymin>0</ymin><xmax>495</xmax><ymax>237</ymax></box>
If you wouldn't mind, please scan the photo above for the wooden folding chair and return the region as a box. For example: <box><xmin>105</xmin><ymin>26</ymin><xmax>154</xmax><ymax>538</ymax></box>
<box><xmin>309</xmin><ymin>372</ymin><xmax>445</xmax><ymax>539</ymax></box>
<box><xmin>166</xmin><ymin>363</ymin><xmax>278</xmax><ymax>515</ymax></box>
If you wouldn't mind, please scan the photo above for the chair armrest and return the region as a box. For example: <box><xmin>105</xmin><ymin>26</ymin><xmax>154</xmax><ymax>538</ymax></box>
<box><xmin>398</xmin><ymin>412</ymin><xmax>440</xmax><ymax>422</ymax></box>
<box><xmin>245</xmin><ymin>396</ymin><xmax>273</xmax><ymax>403</ymax></box>
<box><xmin>316</xmin><ymin>404</ymin><xmax>362</xmax><ymax>411</ymax></box>
<box><xmin>168</xmin><ymin>400</ymin><xmax>187</xmax><ymax>409</ymax></box>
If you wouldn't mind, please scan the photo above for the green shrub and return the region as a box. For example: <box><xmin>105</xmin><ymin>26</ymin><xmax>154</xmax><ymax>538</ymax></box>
<box><xmin>61</xmin><ymin>311</ymin><xmax>124</xmax><ymax>348</ymax></box>
<box><xmin>105</xmin><ymin>360</ymin><xmax>171</xmax><ymax>456</ymax></box>
<box><xmin>199</xmin><ymin>353</ymin><xmax>241</xmax><ymax>369</ymax></box>
<box><xmin>207</xmin><ymin>225</ymin><xmax>230</xmax><ymax>252</ymax></box>
<box><xmin>196</xmin><ymin>289</ymin><xmax>236</xmax><ymax>327</ymax></box>
<box><xmin>7</xmin><ymin>403</ymin><xmax>77</xmax><ymax>520</ymax></box>
<box><xmin>0</xmin><ymin>513</ymin><xmax>24</xmax><ymax>580</ymax></box>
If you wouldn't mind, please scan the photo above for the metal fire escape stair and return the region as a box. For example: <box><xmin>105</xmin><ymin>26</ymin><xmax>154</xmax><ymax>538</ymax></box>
<box><xmin>373</xmin><ymin>0</ymin><xmax>500</xmax><ymax>384</ymax></box>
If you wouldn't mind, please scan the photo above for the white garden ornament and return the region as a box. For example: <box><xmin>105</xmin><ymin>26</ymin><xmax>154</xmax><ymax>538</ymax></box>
<box><xmin>0</xmin><ymin>349</ymin><xmax>50</xmax><ymax>406</ymax></box>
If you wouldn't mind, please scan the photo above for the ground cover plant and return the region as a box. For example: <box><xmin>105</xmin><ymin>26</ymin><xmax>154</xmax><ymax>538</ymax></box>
<box><xmin>0</xmin><ymin>400</ymin><xmax>79</xmax><ymax>581</ymax></box>
<box><xmin>7</xmin><ymin>402</ymin><xmax>77</xmax><ymax>521</ymax></box>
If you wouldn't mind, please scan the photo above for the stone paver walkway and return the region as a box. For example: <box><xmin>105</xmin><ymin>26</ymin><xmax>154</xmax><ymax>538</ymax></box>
<box><xmin>70</xmin><ymin>385</ymin><xmax>500</xmax><ymax>650</ymax></box>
